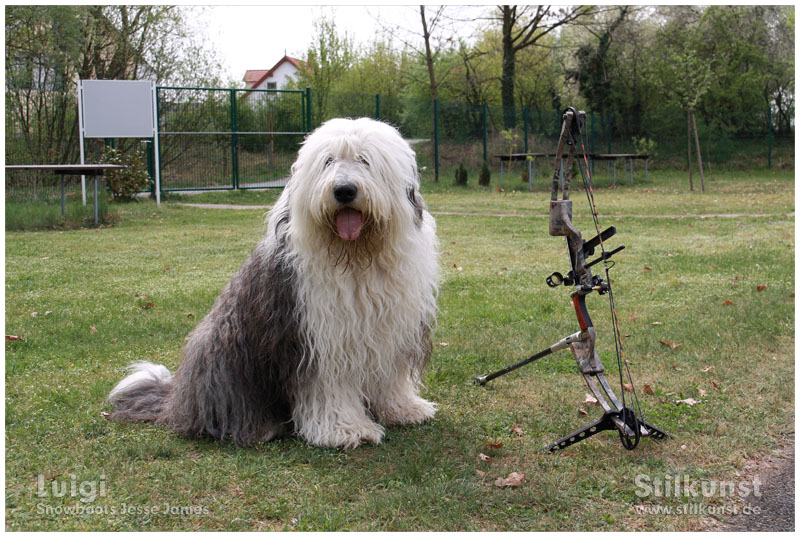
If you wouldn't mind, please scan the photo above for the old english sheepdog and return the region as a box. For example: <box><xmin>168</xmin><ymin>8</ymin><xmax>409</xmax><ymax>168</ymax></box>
<box><xmin>107</xmin><ymin>118</ymin><xmax>440</xmax><ymax>449</ymax></box>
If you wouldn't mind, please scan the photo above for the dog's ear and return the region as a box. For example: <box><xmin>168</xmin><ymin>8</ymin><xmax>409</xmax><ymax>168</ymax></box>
<box><xmin>407</xmin><ymin>187</ymin><xmax>424</xmax><ymax>227</ymax></box>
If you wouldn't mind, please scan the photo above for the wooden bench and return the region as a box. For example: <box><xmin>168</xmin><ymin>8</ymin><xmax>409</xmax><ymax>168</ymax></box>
<box><xmin>5</xmin><ymin>164</ymin><xmax>124</xmax><ymax>225</ymax></box>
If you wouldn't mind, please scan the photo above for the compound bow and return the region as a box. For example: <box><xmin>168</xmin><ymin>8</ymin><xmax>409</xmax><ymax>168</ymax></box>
<box><xmin>476</xmin><ymin>107</ymin><xmax>669</xmax><ymax>452</ymax></box>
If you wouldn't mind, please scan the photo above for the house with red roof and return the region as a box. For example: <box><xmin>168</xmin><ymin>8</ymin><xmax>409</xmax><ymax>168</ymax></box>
<box><xmin>242</xmin><ymin>55</ymin><xmax>302</xmax><ymax>98</ymax></box>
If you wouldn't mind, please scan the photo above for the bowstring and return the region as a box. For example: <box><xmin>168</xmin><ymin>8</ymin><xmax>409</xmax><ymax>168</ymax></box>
<box><xmin>571</xmin><ymin>116</ymin><xmax>645</xmax><ymax>425</ymax></box>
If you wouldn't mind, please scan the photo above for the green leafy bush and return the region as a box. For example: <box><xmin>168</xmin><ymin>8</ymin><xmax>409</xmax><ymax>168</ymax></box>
<box><xmin>453</xmin><ymin>163</ymin><xmax>468</xmax><ymax>186</ymax></box>
<box><xmin>102</xmin><ymin>147</ymin><xmax>151</xmax><ymax>202</ymax></box>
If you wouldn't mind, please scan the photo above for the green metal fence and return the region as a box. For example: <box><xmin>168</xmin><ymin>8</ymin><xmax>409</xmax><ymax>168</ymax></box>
<box><xmin>5</xmin><ymin>84</ymin><xmax>794</xmax><ymax>200</ymax></box>
<box><xmin>156</xmin><ymin>86</ymin><xmax>310</xmax><ymax>191</ymax></box>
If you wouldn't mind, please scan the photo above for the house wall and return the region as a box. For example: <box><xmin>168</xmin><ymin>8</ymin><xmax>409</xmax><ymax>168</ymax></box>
<box><xmin>254</xmin><ymin>62</ymin><xmax>298</xmax><ymax>91</ymax></box>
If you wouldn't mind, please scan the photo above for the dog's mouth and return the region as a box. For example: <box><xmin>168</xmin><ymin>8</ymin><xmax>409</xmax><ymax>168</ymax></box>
<box><xmin>335</xmin><ymin>208</ymin><xmax>363</xmax><ymax>241</ymax></box>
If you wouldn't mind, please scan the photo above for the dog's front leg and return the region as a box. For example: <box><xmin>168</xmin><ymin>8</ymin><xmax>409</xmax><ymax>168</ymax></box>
<box><xmin>369</xmin><ymin>374</ymin><xmax>438</xmax><ymax>426</ymax></box>
<box><xmin>293</xmin><ymin>376</ymin><xmax>384</xmax><ymax>449</ymax></box>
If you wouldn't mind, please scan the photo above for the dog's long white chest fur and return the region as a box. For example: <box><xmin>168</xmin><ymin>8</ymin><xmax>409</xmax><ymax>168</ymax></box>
<box><xmin>108</xmin><ymin>118</ymin><xmax>440</xmax><ymax>449</ymax></box>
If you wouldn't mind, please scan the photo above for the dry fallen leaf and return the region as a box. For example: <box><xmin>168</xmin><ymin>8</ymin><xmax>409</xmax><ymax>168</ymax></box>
<box><xmin>476</xmin><ymin>469</ymin><xmax>486</xmax><ymax>477</ymax></box>
<box><xmin>478</xmin><ymin>453</ymin><xmax>493</xmax><ymax>462</ymax></box>
<box><xmin>89</xmin><ymin>325</ymin><xmax>99</xmax><ymax>334</ymax></box>
<box><xmin>583</xmin><ymin>393</ymin><xmax>599</xmax><ymax>405</ymax></box>
<box><xmin>185</xmin><ymin>312</ymin><xmax>194</xmax><ymax>318</ymax></box>
<box><xmin>511</xmin><ymin>424</ymin><xmax>525</xmax><ymax>436</ymax></box>
<box><xmin>141</xmin><ymin>302</ymin><xmax>155</xmax><ymax>310</ymax></box>
<box><xmin>438</xmin><ymin>342</ymin><xmax>449</xmax><ymax>347</ymax></box>
<box><xmin>724</xmin><ymin>300</ymin><xmax>734</xmax><ymax>306</ymax></box>
<box><xmin>675</xmin><ymin>398</ymin><xmax>700</xmax><ymax>406</ymax></box>
<box><xmin>651</xmin><ymin>322</ymin><xmax>663</xmax><ymax>326</ymax></box>
<box><xmin>494</xmin><ymin>472</ymin><xmax>525</xmax><ymax>488</ymax></box>
<box><xmin>622</xmin><ymin>383</ymin><xmax>634</xmax><ymax>393</ymax></box>
<box><xmin>711</xmin><ymin>380</ymin><xmax>721</xmax><ymax>391</ymax></box>
<box><xmin>643</xmin><ymin>384</ymin><xmax>655</xmax><ymax>395</ymax></box>
<box><xmin>756</xmin><ymin>284</ymin><xmax>767</xmax><ymax>291</ymax></box>
<box><xmin>30</xmin><ymin>311</ymin><xmax>39</xmax><ymax>318</ymax></box>
<box><xmin>660</xmin><ymin>339</ymin><xmax>683</xmax><ymax>350</ymax></box>
<box><xmin>701</xmin><ymin>365</ymin><xmax>715</xmax><ymax>372</ymax></box>
<box><xmin>643</xmin><ymin>265</ymin><xmax>652</xmax><ymax>271</ymax></box>
<box><xmin>698</xmin><ymin>387</ymin><xmax>707</xmax><ymax>397</ymax></box>
<box><xmin>44</xmin><ymin>310</ymin><xmax>53</xmax><ymax>316</ymax></box>
<box><xmin>578</xmin><ymin>408</ymin><xmax>589</xmax><ymax>416</ymax></box>
<box><xmin>5</xmin><ymin>335</ymin><xmax>24</xmax><ymax>342</ymax></box>
<box><xmin>484</xmin><ymin>441</ymin><xmax>504</xmax><ymax>449</ymax></box>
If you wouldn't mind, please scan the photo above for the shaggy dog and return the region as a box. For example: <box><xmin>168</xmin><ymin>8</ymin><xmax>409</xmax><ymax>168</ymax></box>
<box><xmin>108</xmin><ymin>118</ymin><xmax>439</xmax><ymax>449</ymax></box>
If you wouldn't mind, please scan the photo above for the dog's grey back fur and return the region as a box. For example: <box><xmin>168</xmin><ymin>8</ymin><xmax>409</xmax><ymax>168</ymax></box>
<box><xmin>110</xmin><ymin>228</ymin><xmax>307</xmax><ymax>446</ymax></box>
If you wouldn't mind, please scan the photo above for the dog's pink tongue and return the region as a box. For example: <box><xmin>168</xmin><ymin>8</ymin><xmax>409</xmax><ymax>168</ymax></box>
<box><xmin>336</xmin><ymin>208</ymin><xmax>362</xmax><ymax>241</ymax></box>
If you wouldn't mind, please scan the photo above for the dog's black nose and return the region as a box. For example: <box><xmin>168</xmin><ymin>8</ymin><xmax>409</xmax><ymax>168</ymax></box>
<box><xmin>333</xmin><ymin>183</ymin><xmax>358</xmax><ymax>204</ymax></box>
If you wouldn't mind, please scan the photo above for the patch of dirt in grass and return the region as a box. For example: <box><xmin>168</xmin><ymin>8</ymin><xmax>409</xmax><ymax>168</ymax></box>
<box><xmin>722</xmin><ymin>439</ymin><xmax>794</xmax><ymax>532</ymax></box>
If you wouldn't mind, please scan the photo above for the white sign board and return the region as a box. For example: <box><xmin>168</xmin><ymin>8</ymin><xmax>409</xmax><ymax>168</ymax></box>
<box><xmin>80</xmin><ymin>80</ymin><xmax>155</xmax><ymax>138</ymax></box>
<box><xmin>77</xmin><ymin>79</ymin><xmax>161</xmax><ymax>205</ymax></box>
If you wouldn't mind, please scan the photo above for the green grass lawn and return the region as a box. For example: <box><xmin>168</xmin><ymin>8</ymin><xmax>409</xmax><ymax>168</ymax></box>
<box><xmin>5</xmin><ymin>169</ymin><xmax>794</xmax><ymax>530</ymax></box>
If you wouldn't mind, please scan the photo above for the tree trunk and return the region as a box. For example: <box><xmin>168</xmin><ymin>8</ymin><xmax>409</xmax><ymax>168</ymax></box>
<box><xmin>420</xmin><ymin>6</ymin><xmax>438</xmax><ymax>153</ymax></box>
<box><xmin>500</xmin><ymin>6</ymin><xmax>516</xmax><ymax>129</ymax></box>
<box><xmin>687</xmin><ymin>110</ymin><xmax>694</xmax><ymax>191</ymax></box>
<box><xmin>691</xmin><ymin>110</ymin><xmax>705</xmax><ymax>192</ymax></box>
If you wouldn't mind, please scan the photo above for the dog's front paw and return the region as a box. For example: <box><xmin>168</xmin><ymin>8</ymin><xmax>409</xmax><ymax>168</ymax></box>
<box><xmin>379</xmin><ymin>396</ymin><xmax>438</xmax><ymax>426</ymax></box>
<box><xmin>307</xmin><ymin>419</ymin><xmax>385</xmax><ymax>450</ymax></box>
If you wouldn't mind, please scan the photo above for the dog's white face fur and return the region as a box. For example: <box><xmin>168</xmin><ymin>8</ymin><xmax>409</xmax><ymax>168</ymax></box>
<box><xmin>280</xmin><ymin>118</ymin><xmax>424</xmax><ymax>263</ymax></box>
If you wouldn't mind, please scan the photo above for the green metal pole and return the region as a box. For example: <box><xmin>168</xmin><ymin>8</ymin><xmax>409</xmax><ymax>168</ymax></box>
<box><xmin>434</xmin><ymin>98</ymin><xmax>439</xmax><ymax>182</ymax></box>
<box><xmin>768</xmin><ymin>106</ymin><xmax>773</xmax><ymax>169</ymax></box>
<box><xmin>301</xmin><ymin>90</ymin><xmax>306</xmax><ymax>132</ymax></box>
<box><xmin>523</xmin><ymin>107</ymin><xmax>529</xmax><ymax>154</ymax></box>
<box><xmin>146</xmin><ymin>139</ymin><xmax>155</xmax><ymax>197</ymax></box>
<box><xmin>376</xmin><ymin>94</ymin><xmax>381</xmax><ymax>120</ymax></box>
<box><xmin>305</xmin><ymin>87</ymin><xmax>312</xmax><ymax>132</ymax></box>
<box><xmin>230</xmin><ymin>89</ymin><xmax>239</xmax><ymax>189</ymax></box>
<box><xmin>482</xmin><ymin>102</ymin><xmax>487</xmax><ymax>163</ymax></box>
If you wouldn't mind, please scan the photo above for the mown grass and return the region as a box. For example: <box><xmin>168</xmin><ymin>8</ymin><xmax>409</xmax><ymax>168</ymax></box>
<box><xmin>5</xmin><ymin>169</ymin><xmax>794</xmax><ymax>530</ymax></box>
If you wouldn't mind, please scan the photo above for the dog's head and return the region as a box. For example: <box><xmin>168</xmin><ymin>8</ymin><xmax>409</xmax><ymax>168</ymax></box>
<box><xmin>284</xmin><ymin>118</ymin><xmax>425</xmax><ymax>262</ymax></box>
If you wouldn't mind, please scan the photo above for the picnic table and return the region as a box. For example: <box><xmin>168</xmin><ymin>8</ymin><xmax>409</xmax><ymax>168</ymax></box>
<box><xmin>5</xmin><ymin>164</ymin><xmax>124</xmax><ymax>225</ymax></box>
<box><xmin>495</xmin><ymin>152</ymin><xmax>649</xmax><ymax>189</ymax></box>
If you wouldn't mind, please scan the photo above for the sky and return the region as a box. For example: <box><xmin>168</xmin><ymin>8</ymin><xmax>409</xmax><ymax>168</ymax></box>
<box><xmin>193</xmin><ymin>5</ymin><xmax>433</xmax><ymax>84</ymax></box>
<box><xmin>191</xmin><ymin>4</ymin><xmax>489</xmax><ymax>85</ymax></box>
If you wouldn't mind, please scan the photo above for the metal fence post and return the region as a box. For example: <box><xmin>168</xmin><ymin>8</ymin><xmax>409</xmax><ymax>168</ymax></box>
<box><xmin>376</xmin><ymin>94</ymin><xmax>381</xmax><ymax>120</ymax></box>
<box><xmin>482</xmin><ymin>102</ymin><xmax>487</xmax><ymax>163</ymax></box>
<box><xmin>523</xmin><ymin>107</ymin><xmax>529</xmax><ymax>154</ymax></box>
<box><xmin>768</xmin><ymin>106</ymin><xmax>773</xmax><ymax>169</ymax></box>
<box><xmin>230</xmin><ymin>89</ymin><xmax>239</xmax><ymax>189</ymax></box>
<box><xmin>146</xmin><ymin>139</ymin><xmax>155</xmax><ymax>196</ymax></box>
<box><xmin>305</xmin><ymin>87</ymin><xmax>312</xmax><ymax>132</ymax></box>
<box><xmin>434</xmin><ymin>98</ymin><xmax>439</xmax><ymax>182</ymax></box>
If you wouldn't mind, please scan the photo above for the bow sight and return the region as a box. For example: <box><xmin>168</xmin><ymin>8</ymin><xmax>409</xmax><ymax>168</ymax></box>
<box><xmin>476</xmin><ymin>107</ymin><xmax>669</xmax><ymax>452</ymax></box>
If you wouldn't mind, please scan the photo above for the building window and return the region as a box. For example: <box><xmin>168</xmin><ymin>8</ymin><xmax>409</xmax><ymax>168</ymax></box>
<box><xmin>266</xmin><ymin>82</ymin><xmax>277</xmax><ymax>90</ymax></box>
